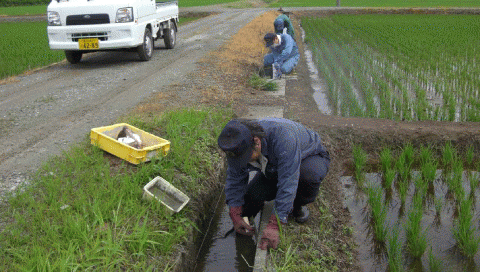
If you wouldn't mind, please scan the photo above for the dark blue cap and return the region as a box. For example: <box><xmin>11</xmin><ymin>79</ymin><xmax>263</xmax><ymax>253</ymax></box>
<box><xmin>218</xmin><ymin>120</ymin><xmax>254</xmax><ymax>170</ymax></box>
<box><xmin>274</xmin><ymin>18</ymin><xmax>284</xmax><ymax>32</ymax></box>
<box><xmin>264</xmin><ymin>33</ymin><xmax>276</xmax><ymax>48</ymax></box>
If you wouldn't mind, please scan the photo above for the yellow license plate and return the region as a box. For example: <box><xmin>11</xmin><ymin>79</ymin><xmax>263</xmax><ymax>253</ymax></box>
<box><xmin>78</xmin><ymin>38</ymin><xmax>99</xmax><ymax>50</ymax></box>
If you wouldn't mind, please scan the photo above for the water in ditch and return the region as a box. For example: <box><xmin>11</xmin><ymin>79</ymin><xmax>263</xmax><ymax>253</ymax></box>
<box><xmin>341</xmin><ymin>171</ymin><xmax>480</xmax><ymax>271</ymax></box>
<box><xmin>194</xmin><ymin>192</ymin><xmax>258</xmax><ymax>272</ymax></box>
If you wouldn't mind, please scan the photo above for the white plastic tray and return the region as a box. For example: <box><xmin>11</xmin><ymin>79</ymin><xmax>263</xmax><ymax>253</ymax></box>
<box><xmin>143</xmin><ymin>176</ymin><xmax>190</xmax><ymax>213</ymax></box>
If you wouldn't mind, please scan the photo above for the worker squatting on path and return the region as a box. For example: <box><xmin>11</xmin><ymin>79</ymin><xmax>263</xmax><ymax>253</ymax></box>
<box><xmin>263</xmin><ymin>32</ymin><xmax>300</xmax><ymax>79</ymax></box>
<box><xmin>274</xmin><ymin>13</ymin><xmax>295</xmax><ymax>38</ymax></box>
<box><xmin>217</xmin><ymin>118</ymin><xmax>330</xmax><ymax>250</ymax></box>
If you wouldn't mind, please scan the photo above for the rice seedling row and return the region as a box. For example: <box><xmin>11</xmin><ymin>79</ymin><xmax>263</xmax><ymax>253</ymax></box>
<box><xmin>342</xmin><ymin>143</ymin><xmax>480</xmax><ymax>271</ymax></box>
<box><xmin>303</xmin><ymin>15</ymin><xmax>480</xmax><ymax>122</ymax></box>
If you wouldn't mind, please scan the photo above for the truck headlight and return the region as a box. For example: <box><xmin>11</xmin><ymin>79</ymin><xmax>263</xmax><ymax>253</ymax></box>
<box><xmin>116</xmin><ymin>7</ymin><xmax>133</xmax><ymax>23</ymax></box>
<box><xmin>47</xmin><ymin>11</ymin><xmax>61</xmax><ymax>26</ymax></box>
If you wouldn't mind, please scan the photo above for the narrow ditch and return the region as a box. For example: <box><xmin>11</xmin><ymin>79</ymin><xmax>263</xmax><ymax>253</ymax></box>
<box><xmin>194</xmin><ymin>194</ymin><xmax>257</xmax><ymax>271</ymax></box>
<box><xmin>189</xmin><ymin>170</ymin><xmax>259</xmax><ymax>271</ymax></box>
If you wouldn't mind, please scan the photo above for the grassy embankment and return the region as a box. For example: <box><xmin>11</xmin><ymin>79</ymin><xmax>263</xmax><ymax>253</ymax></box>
<box><xmin>303</xmin><ymin>14</ymin><xmax>480</xmax><ymax>122</ymax></box>
<box><xmin>0</xmin><ymin>107</ymin><xmax>233</xmax><ymax>271</ymax></box>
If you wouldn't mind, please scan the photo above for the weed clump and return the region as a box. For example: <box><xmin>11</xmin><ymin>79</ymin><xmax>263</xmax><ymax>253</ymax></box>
<box><xmin>249</xmin><ymin>73</ymin><xmax>278</xmax><ymax>92</ymax></box>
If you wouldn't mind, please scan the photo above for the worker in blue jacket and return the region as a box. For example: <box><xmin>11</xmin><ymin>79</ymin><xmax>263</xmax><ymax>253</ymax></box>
<box><xmin>217</xmin><ymin>118</ymin><xmax>330</xmax><ymax>250</ymax></box>
<box><xmin>263</xmin><ymin>32</ymin><xmax>300</xmax><ymax>79</ymax></box>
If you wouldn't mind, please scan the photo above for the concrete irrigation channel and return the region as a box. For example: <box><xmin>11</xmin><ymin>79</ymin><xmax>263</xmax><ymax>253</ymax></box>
<box><xmin>3</xmin><ymin>6</ymin><xmax>480</xmax><ymax>271</ymax></box>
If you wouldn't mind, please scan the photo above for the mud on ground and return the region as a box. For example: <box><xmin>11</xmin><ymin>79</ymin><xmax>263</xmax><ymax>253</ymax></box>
<box><xmin>132</xmin><ymin>9</ymin><xmax>480</xmax><ymax>271</ymax></box>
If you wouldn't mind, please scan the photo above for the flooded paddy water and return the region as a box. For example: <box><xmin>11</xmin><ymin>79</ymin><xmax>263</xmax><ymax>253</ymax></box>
<box><xmin>302</xmin><ymin>28</ymin><xmax>333</xmax><ymax>115</ymax></box>
<box><xmin>341</xmin><ymin>171</ymin><xmax>480</xmax><ymax>271</ymax></box>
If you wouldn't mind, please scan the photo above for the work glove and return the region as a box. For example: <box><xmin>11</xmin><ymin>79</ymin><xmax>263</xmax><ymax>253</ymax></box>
<box><xmin>229</xmin><ymin>206</ymin><xmax>254</xmax><ymax>236</ymax></box>
<box><xmin>258</xmin><ymin>214</ymin><xmax>284</xmax><ymax>250</ymax></box>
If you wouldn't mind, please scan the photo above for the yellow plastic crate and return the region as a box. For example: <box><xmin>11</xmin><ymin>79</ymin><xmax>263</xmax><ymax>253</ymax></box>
<box><xmin>90</xmin><ymin>123</ymin><xmax>170</xmax><ymax>165</ymax></box>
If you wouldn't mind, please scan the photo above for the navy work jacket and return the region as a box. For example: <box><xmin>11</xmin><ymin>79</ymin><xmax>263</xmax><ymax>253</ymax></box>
<box><xmin>269</xmin><ymin>33</ymin><xmax>299</xmax><ymax>67</ymax></box>
<box><xmin>225</xmin><ymin>118</ymin><xmax>330</xmax><ymax>223</ymax></box>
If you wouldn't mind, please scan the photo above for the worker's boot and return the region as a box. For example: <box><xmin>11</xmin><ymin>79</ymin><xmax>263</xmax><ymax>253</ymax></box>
<box><xmin>292</xmin><ymin>206</ymin><xmax>309</xmax><ymax>224</ymax></box>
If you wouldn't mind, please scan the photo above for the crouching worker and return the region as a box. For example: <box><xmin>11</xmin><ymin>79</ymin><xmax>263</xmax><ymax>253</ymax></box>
<box><xmin>263</xmin><ymin>33</ymin><xmax>300</xmax><ymax>79</ymax></box>
<box><xmin>274</xmin><ymin>13</ymin><xmax>295</xmax><ymax>39</ymax></box>
<box><xmin>217</xmin><ymin>118</ymin><xmax>330</xmax><ymax>250</ymax></box>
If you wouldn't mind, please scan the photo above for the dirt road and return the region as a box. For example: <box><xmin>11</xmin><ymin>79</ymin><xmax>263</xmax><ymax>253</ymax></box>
<box><xmin>0</xmin><ymin>8</ymin><xmax>267</xmax><ymax>199</ymax></box>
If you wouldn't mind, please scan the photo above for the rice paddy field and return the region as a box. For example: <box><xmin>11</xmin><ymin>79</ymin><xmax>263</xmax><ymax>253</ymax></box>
<box><xmin>0</xmin><ymin>5</ymin><xmax>46</xmax><ymax>15</ymax></box>
<box><xmin>0</xmin><ymin>22</ymin><xmax>65</xmax><ymax>80</ymax></box>
<box><xmin>302</xmin><ymin>14</ymin><xmax>480</xmax><ymax>122</ymax></box>
<box><xmin>271</xmin><ymin>0</ymin><xmax>480</xmax><ymax>7</ymax></box>
<box><xmin>342</xmin><ymin>143</ymin><xmax>480</xmax><ymax>271</ymax></box>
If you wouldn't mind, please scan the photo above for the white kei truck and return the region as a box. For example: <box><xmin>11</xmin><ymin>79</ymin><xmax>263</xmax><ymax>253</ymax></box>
<box><xmin>46</xmin><ymin>0</ymin><xmax>179</xmax><ymax>64</ymax></box>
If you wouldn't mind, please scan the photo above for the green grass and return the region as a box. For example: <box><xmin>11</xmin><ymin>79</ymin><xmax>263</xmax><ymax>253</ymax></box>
<box><xmin>0</xmin><ymin>22</ymin><xmax>65</xmax><ymax>79</ymax></box>
<box><xmin>270</xmin><ymin>0</ymin><xmax>480</xmax><ymax>7</ymax></box>
<box><xmin>303</xmin><ymin>15</ymin><xmax>480</xmax><ymax>121</ymax></box>
<box><xmin>270</xmin><ymin>193</ymin><xmax>350</xmax><ymax>271</ymax></box>
<box><xmin>248</xmin><ymin>74</ymin><xmax>278</xmax><ymax>92</ymax></box>
<box><xmin>179</xmin><ymin>16</ymin><xmax>205</xmax><ymax>25</ymax></box>
<box><xmin>0</xmin><ymin>5</ymin><xmax>46</xmax><ymax>15</ymax></box>
<box><xmin>0</xmin><ymin>106</ymin><xmax>233</xmax><ymax>271</ymax></box>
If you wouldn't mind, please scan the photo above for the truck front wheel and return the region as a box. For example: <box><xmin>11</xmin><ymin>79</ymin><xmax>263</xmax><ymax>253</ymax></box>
<box><xmin>138</xmin><ymin>28</ymin><xmax>153</xmax><ymax>61</ymax></box>
<box><xmin>164</xmin><ymin>27</ymin><xmax>176</xmax><ymax>49</ymax></box>
<box><xmin>65</xmin><ymin>50</ymin><xmax>82</xmax><ymax>64</ymax></box>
